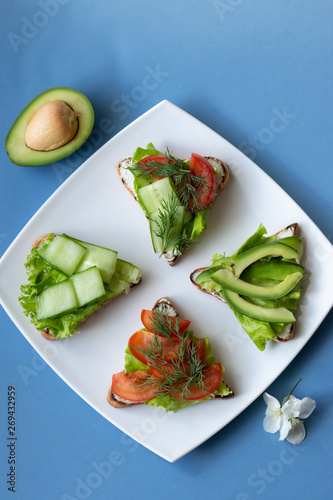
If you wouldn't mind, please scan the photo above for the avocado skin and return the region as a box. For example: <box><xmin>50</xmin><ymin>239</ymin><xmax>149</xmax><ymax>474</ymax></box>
<box><xmin>5</xmin><ymin>87</ymin><xmax>94</xmax><ymax>166</ymax></box>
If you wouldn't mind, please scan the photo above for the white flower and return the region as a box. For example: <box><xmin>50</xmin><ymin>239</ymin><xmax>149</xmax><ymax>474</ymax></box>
<box><xmin>263</xmin><ymin>380</ymin><xmax>316</xmax><ymax>444</ymax></box>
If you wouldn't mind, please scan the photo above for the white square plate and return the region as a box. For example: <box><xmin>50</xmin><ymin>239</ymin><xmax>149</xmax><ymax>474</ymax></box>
<box><xmin>0</xmin><ymin>100</ymin><xmax>332</xmax><ymax>462</ymax></box>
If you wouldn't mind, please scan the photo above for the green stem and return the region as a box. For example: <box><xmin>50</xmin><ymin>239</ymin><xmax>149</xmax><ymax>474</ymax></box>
<box><xmin>285</xmin><ymin>378</ymin><xmax>302</xmax><ymax>402</ymax></box>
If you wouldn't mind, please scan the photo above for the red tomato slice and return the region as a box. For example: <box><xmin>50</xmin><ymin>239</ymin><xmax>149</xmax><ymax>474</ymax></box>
<box><xmin>175</xmin><ymin>363</ymin><xmax>222</xmax><ymax>401</ymax></box>
<box><xmin>149</xmin><ymin>338</ymin><xmax>206</xmax><ymax>378</ymax></box>
<box><xmin>111</xmin><ymin>370</ymin><xmax>156</xmax><ymax>402</ymax></box>
<box><xmin>128</xmin><ymin>330</ymin><xmax>180</xmax><ymax>366</ymax></box>
<box><xmin>138</xmin><ymin>155</ymin><xmax>167</xmax><ymax>165</ymax></box>
<box><xmin>188</xmin><ymin>153</ymin><xmax>217</xmax><ymax>213</ymax></box>
<box><xmin>138</xmin><ymin>155</ymin><xmax>169</xmax><ymax>180</ymax></box>
<box><xmin>141</xmin><ymin>309</ymin><xmax>191</xmax><ymax>336</ymax></box>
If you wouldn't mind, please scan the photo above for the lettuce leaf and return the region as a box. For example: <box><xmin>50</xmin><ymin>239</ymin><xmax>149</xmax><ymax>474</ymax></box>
<box><xmin>132</xmin><ymin>142</ymin><xmax>162</xmax><ymax>164</ymax></box>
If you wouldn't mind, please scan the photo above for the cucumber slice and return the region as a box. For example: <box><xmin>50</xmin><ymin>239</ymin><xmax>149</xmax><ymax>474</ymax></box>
<box><xmin>138</xmin><ymin>177</ymin><xmax>181</xmax><ymax>215</ymax></box>
<box><xmin>71</xmin><ymin>267</ymin><xmax>106</xmax><ymax>308</ymax></box>
<box><xmin>37</xmin><ymin>235</ymin><xmax>87</xmax><ymax>276</ymax></box>
<box><xmin>36</xmin><ymin>280</ymin><xmax>77</xmax><ymax>320</ymax></box>
<box><xmin>106</xmin><ymin>259</ymin><xmax>142</xmax><ymax>296</ymax></box>
<box><xmin>149</xmin><ymin>206</ymin><xmax>185</xmax><ymax>253</ymax></box>
<box><xmin>71</xmin><ymin>238</ymin><xmax>118</xmax><ymax>284</ymax></box>
<box><xmin>114</xmin><ymin>259</ymin><xmax>142</xmax><ymax>283</ymax></box>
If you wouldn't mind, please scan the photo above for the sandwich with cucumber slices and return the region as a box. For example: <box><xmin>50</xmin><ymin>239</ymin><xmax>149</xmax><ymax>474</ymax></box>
<box><xmin>117</xmin><ymin>143</ymin><xmax>229</xmax><ymax>265</ymax></box>
<box><xmin>19</xmin><ymin>233</ymin><xmax>142</xmax><ymax>340</ymax></box>
<box><xmin>190</xmin><ymin>223</ymin><xmax>305</xmax><ymax>351</ymax></box>
<box><xmin>108</xmin><ymin>297</ymin><xmax>233</xmax><ymax>412</ymax></box>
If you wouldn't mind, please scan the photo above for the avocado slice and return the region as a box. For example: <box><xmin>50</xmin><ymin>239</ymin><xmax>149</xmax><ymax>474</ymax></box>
<box><xmin>240</xmin><ymin>261</ymin><xmax>304</xmax><ymax>282</ymax></box>
<box><xmin>5</xmin><ymin>87</ymin><xmax>94</xmax><ymax>166</ymax></box>
<box><xmin>211</xmin><ymin>269</ymin><xmax>303</xmax><ymax>299</ymax></box>
<box><xmin>223</xmin><ymin>288</ymin><xmax>296</xmax><ymax>323</ymax></box>
<box><xmin>275</xmin><ymin>236</ymin><xmax>303</xmax><ymax>263</ymax></box>
<box><xmin>232</xmin><ymin>242</ymin><xmax>299</xmax><ymax>276</ymax></box>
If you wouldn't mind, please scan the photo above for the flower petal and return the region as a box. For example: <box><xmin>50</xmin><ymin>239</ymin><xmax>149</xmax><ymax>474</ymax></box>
<box><xmin>263</xmin><ymin>393</ymin><xmax>281</xmax><ymax>412</ymax></box>
<box><xmin>263</xmin><ymin>415</ymin><xmax>281</xmax><ymax>434</ymax></box>
<box><xmin>279</xmin><ymin>416</ymin><xmax>292</xmax><ymax>441</ymax></box>
<box><xmin>282</xmin><ymin>400</ymin><xmax>299</xmax><ymax>419</ymax></box>
<box><xmin>297</xmin><ymin>397</ymin><xmax>316</xmax><ymax>419</ymax></box>
<box><xmin>286</xmin><ymin>421</ymin><xmax>306</xmax><ymax>444</ymax></box>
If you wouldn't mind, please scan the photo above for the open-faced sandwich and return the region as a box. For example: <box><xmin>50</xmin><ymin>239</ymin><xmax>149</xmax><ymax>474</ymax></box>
<box><xmin>190</xmin><ymin>223</ymin><xmax>305</xmax><ymax>351</ymax></box>
<box><xmin>108</xmin><ymin>297</ymin><xmax>234</xmax><ymax>412</ymax></box>
<box><xmin>117</xmin><ymin>143</ymin><xmax>229</xmax><ymax>265</ymax></box>
<box><xmin>19</xmin><ymin>233</ymin><xmax>141</xmax><ymax>340</ymax></box>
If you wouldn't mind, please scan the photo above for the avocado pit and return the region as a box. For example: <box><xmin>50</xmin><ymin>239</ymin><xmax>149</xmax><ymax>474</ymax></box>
<box><xmin>25</xmin><ymin>100</ymin><xmax>79</xmax><ymax>152</ymax></box>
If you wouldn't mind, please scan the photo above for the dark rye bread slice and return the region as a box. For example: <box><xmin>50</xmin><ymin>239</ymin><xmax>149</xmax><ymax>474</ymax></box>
<box><xmin>116</xmin><ymin>155</ymin><xmax>230</xmax><ymax>266</ymax></box>
<box><xmin>107</xmin><ymin>296</ymin><xmax>234</xmax><ymax>408</ymax></box>
<box><xmin>32</xmin><ymin>234</ymin><xmax>142</xmax><ymax>341</ymax></box>
<box><xmin>190</xmin><ymin>224</ymin><xmax>300</xmax><ymax>343</ymax></box>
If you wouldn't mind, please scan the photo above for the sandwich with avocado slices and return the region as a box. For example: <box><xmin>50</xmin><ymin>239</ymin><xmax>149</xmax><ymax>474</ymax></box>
<box><xmin>117</xmin><ymin>143</ymin><xmax>229</xmax><ymax>266</ymax></box>
<box><xmin>19</xmin><ymin>233</ymin><xmax>142</xmax><ymax>340</ymax></box>
<box><xmin>108</xmin><ymin>297</ymin><xmax>233</xmax><ymax>412</ymax></box>
<box><xmin>190</xmin><ymin>223</ymin><xmax>305</xmax><ymax>351</ymax></box>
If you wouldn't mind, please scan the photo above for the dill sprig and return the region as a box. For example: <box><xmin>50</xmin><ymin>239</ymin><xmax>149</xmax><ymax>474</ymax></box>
<box><xmin>132</xmin><ymin>308</ymin><xmax>208</xmax><ymax>402</ymax></box>
<box><xmin>150</xmin><ymin>195</ymin><xmax>195</xmax><ymax>256</ymax></box>
<box><xmin>128</xmin><ymin>149</ymin><xmax>209</xmax><ymax>212</ymax></box>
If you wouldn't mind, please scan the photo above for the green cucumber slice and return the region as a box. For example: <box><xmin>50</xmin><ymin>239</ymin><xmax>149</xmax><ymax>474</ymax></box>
<box><xmin>149</xmin><ymin>206</ymin><xmax>185</xmax><ymax>253</ymax></box>
<box><xmin>36</xmin><ymin>280</ymin><xmax>77</xmax><ymax>320</ymax></box>
<box><xmin>70</xmin><ymin>238</ymin><xmax>118</xmax><ymax>284</ymax></box>
<box><xmin>37</xmin><ymin>235</ymin><xmax>87</xmax><ymax>276</ymax></box>
<box><xmin>138</xmin><ymin>177</ymin><xmax>181</xmax><ymax>215</ymax></box>
<box><xmin>71</xmin><ymin>267</ymin><xmax>106</xmax><ymax>308</ymax></box>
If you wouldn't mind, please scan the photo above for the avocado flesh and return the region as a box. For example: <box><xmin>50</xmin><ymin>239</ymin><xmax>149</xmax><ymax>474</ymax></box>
<box><xmin>276</xmin><ymin>236</ymin><xmax>303</xmax><ymax>263</ymax></box>
<box><xmin>232</xmin><ymin>242</ymin><xmax>299</xmax><ymax>276</ymax></box>
<box><xmin>223</xmin><ymin>288</ymin><xmax>296</xmax><ymax>323</ymax></box>
<box><xmin>5</xmin><ymin>87</ymin><xmax>94</xmax><ymax>166</ymax></box>
<box><xmin>211</xmin><ymin>269</ymin><xmax>303</xmax><ymax>299</ymax></box>
<box><xmin>241</xmin><ymin>261</ymin><xmax>304</xmax><ymax>282</ymax></box>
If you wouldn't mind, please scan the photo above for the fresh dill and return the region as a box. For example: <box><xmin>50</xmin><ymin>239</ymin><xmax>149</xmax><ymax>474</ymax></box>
<box><xmin>131</xmin><ymin>308</ymin><xmax>208</xmax><ymax>402</ymax></box>
<box><xmin>128</xmin><ymin>149</ymin><xmax>209</xmax><ymax>212</ymax></box>
<box><xmin>150</xmin><ymin>195</ymin><xmax>195</xmax><ymax>256</ymax></box>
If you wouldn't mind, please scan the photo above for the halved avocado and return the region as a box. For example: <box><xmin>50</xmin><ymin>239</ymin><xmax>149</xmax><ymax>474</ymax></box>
<box><xmin>5</xmin><ymin>87</ymin><xmax>94</xmax><ymax>166</ymax></box>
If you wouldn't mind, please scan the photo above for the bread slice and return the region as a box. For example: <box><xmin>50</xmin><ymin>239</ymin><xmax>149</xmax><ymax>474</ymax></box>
<box><xmin>32</xmin><ymin>234</ymin><xmax>142</xmax><ymax>340</ymax></box>
<box><xmin>117</xmin><ymin>155</ymin><xmax>229</xmax><ymax>266</ymax></box>
<box><xmin>107</xmin><ymin>296</ymin><xmax>234</xmax><ymax>408</ymax></box>
<box><xmin>190</xmin><ymin>224</ymin><xmax>300</xmax><ymax>343</ymax></box>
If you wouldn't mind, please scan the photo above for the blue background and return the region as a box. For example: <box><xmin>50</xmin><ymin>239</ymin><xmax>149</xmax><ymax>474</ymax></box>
<box><xmin>1</xmin><ymin>1</ymin><xmax>332</xmax><ymax>499</ymax></box>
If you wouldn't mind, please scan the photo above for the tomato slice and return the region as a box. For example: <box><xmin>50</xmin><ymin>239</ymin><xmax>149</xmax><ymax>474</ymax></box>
<box><xmin>111</xmin><ymin>370</ymin><xmax>156</xmax><ymax>402</ymax></box>
<box><xmin>141</xmin><ymin>309</ymin><xmax>191</xmax><ymax>336</ymax></box>
<box><xmin>149</xmin><ymin>338</ymin><xmax>206</xmax><ymax>378</ymax></box>
<box><xmin>188</xmin><ymin>153</ymin><xmax>217</xmax><ymax>213</ymax></box>
<box><xmin>138</xmin><ymin>155</ymin><xmax>168</xmax><ymax>180</ymax></box>
<box><xmin>128</xmin><ymin>330</ymin><xmax>180</xmax><ymax>365</ymax></box>
<box><xmin>129</xmin><ymin>330</ymin><xmax>205</xmax><ymax>366</ymax></box>
<box><xmin>175</xmin><ymin>363</ymin><xmax>222</xmax><ymax>401</ymax></box>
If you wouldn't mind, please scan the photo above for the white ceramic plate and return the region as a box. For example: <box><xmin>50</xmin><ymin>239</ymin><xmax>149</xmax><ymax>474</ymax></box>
<box><xmin>0</xmin><ymin>101</ymin><xmax>332</xmax><ymax>462</ymax></box>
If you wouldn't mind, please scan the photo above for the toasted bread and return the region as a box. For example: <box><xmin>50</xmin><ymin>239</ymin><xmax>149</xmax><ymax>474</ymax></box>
<box><xmin>117</xmin><ymin>155</ymin><xmax>229</xmax><ymax>266</ymax></box>
<box><xmin>107</xmin><ymin>297</ymin><xmax>234</xmax><ymax>408</ymax></box>
<box><xmin>32</xmin><ymin>234</ymin><xmax>142</xmax><ymax>340</ymax></box>
<box><xmin>190</xmin><ymin>224</ymin><xmax>300</xmax><ymax>343</ymax></box>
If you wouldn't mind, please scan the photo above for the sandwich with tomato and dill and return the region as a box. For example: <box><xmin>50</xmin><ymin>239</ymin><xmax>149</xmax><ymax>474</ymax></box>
<box><xmin>108</xmin><ymin>297</ymin><xmax>233</xmax><ymax>412</ymax></box>
<box><xmin>117</xmin><ymin>143</ymin><xmax>229</xmax><ymax>265</ymax></box>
